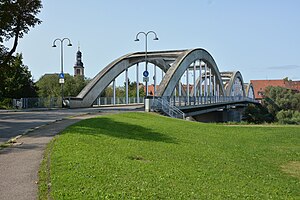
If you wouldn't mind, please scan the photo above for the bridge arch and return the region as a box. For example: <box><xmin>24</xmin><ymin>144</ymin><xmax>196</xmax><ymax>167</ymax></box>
<box><xmin>69</xmin><ymin>48</ymin><xmax>251</xmax><ymax>108</ymax></box>
<box><xmin>244</xmin><ymin>83</ymin><xmax>255</xmax><ymax>99</ymax></box>
<box><xmin>156</xmin><ymin>48</ymin><xmax>225</xmax><ymax>97</ymax></box>
<box><xmin>221</xmin><ymin>71</ymin><xmax>246</xmax><ymax>97</ymax></box>
<box><xmin>70</xmin><ymin>50</ymin><xmax>183</xmax><ymax>108</ymax></box>
<box><xmin>225</xmin><ymin>71</ymin><xmax>246</xmax><ymax>97</ymax></box>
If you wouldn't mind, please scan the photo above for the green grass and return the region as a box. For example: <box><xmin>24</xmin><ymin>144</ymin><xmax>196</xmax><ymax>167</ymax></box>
<box><xmin>39</xmin><ymin>112</ymin><xmax>300</xmax><ymax>199</ymax></box>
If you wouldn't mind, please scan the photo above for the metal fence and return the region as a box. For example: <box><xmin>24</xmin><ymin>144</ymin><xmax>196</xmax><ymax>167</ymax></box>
<box><xmin>93</xmin><ymin>97</ymin><xmax>145</xmax><ymax>106</ymax></box>
<box><xmin>13</xmin><ymin>97</ymin><xmax>61</xmax><ymax>109</ymax></box>
<box><xmin>169</xmin><ymin>95</ymin><xmax>258</xmax><ymax>107</ymax></box>
<box><xmin>152</xmin><ymin>97</ymin><xmax>186</xmax><ymax>119</ymax></box>
<box><xmin>151</xmin><ymin>95</ymin><xmax>258</xmax><ymax>119</ymax></box>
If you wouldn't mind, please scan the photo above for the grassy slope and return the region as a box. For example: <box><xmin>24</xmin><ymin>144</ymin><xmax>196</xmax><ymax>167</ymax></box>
<box><xmin>39</xmin><ymin>112</ymin><xmax>300</xmax><ymax>199</ymax></box>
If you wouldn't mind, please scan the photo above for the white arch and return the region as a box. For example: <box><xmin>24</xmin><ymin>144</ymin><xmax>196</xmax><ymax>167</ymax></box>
<box><xmin>69</xmin><ymin>48</ymin><xmax>236</xmax><ymax>108</ymax></box>
<box><xmin>224</xmin><ymin>71</ymin><xmax>246</xmax><ymax>97</ymax></box>
<box><xmin>157</xmin><ymin>48</ymin><xmax>225</xmax><ymax>97</ymax></box>
<box><xmin>69</xmin><ymin>50</ymin><xmax>184</xmax><ymax>108</ymax></box>
<box><xmin>244</xmin><ymin>83</ymin><xmax>255</xmax><ymax>99</ymax></box>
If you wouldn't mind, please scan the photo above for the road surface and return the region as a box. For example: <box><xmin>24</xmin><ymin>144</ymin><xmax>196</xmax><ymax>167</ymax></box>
<box><xmin>0</xmin><ymin>106</ymin><xmax>143</xmax><ymax>144</ymax></box>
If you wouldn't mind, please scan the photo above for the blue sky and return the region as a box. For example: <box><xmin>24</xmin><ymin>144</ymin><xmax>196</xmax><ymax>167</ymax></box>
<box><xmin>11</xmin><ymin>0</ymin><xmax>300</xmax><ymax>83</ymax></box>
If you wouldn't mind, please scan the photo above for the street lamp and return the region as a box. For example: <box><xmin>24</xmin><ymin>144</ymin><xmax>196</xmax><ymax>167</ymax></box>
<box><xmin>52</xmin><ymin>38</ymin><xmax>72</xmax><ymax>107</ymax></box>
<box><xmin>135</xmin><ymin>31</ymin><xmax>159</xmax><ymax>96</ymax></box>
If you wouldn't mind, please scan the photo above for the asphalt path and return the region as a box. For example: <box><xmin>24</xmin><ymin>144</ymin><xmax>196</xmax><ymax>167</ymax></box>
<box><xmin>0</xmin><ymin>105</ymin><xmax>143</xmax><ymax>200</ymax></box>
<box><xmin>0</xmin><ymin>106</ymin><xmax>143</xmax><ymax>144</ymax></box>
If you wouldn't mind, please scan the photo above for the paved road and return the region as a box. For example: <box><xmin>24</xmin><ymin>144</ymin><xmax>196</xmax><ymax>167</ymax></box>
<box><xmin>0</xmin><ymin>113</ymin><xmax>103</xmax><ymax>200</ymax></box>
<box><xmin>0</xmin><ymin>106</ymin><xmax>143</xmax><ymax>144</ymax></box>
<box><xmin>0</xmin><ymin>105</ymin><xmax>143</xmax><ymax>200</ymax></box>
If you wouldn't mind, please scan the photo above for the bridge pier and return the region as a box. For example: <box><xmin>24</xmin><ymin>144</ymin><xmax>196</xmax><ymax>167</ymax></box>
<box><xmin>191</xmin><ymin>107</ymin><xmax>245</xmax><ymax>123</ymax></box>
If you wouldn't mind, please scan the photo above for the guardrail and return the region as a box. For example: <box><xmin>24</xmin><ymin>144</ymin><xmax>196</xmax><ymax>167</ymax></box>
<box><xmin>151</xmin><ymin>95</ymin><xmax>258</xmax><ymax>119</ymax></box>
<box><xmin>169</xmin><ymin>96</ymin><xmax>258</xmax><ymax>107</ymax></box>
<box><xmin>13</xmin><ymin>97</ymin><xmax>61</xmax><ymax>109</ymax></box>
<box><xmin>92</xmin><ymin>97</ymin><xmax>145</xmax><ymax>106</ymax></box>
<box><xmin>13</xmin><ymin>95</ymin><xmax>257</xmax><ymax>110</ymax></box>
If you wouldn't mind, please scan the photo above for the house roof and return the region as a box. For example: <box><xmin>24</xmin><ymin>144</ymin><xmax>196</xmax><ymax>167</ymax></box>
<box><xmin>250</xmin><ymin>79</ymin><xmax>300</xmax><ymax>99</ymax></box>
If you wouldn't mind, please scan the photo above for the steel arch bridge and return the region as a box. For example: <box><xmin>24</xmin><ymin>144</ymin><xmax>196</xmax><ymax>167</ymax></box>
<box><xmin>69</xmin><ymin>48</ymin><xmax>256</xmax><ymax>119</ymax></box>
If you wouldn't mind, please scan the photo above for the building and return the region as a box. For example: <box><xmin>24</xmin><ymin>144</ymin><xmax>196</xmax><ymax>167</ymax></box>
<box><xmin>73</xmin><ymin>46</ymin><xmax>84</xmax><ymax>76</ymax></box>
<box><xmin>250</xmin><ymin>79</ymin><xmax>300</xmax><ymax>100</ymax></box>
<box><xmin>146</xmin><ymin>84</ymin><xmax>193</xmax><ymax>96</ymax></box>
<box><xmin>147</xmin><ymin>84</ymin><xmax>159</xmax><ymax>96</ymax></box>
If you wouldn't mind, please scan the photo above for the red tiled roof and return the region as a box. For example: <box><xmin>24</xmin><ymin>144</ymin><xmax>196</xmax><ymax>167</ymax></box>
<box><xmin>250</xmin><ymin>79</ymin><xmax>300</xmax><ymax>99</ymax></box>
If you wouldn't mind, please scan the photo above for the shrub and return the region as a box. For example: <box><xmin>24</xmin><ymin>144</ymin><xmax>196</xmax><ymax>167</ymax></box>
<box><xmin>0</xmin><ymin>98</ymin><xmax>12</xmax><ymax>109</ymax></box>
<box><xmin>276</xmin><ymin>110</ymin><xmax>300</xmax><ymax>125</ymax></box>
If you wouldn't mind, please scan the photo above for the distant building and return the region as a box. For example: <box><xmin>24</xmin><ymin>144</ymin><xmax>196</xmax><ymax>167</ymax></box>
<box><xmin>146</xmin><ymin>84</ymin><xmax>193</xmax><ymax>96</ymax></box>
<box><xmin>147</xmin><ymin>84</ymin><xmax>159</xmax><ymax>96</ymax></box>
<box><xmin>74</xmin><ymin>46</ymin><xmax>84</xmax><ymax>76</ymax></box>
<box><xmin>250</xmin><ymin>79</ymin><xmax>300</xmax><ymax>100</ymax></box>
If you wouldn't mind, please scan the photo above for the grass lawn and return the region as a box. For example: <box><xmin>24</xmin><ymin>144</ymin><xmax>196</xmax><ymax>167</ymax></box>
<box><xmin>39</xmin><ymin>112</ymin><xmax>300</xmax><ymax>199</ymax></box>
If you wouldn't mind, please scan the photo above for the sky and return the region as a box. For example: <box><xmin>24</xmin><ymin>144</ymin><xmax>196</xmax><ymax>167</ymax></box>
<box><xmin>8</xmin><ymin>0</ymin><xmax>300</xmax><ymax>84</ymax></box>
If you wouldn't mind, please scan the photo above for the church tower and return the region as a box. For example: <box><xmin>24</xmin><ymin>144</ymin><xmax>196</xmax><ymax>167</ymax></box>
<box><xmin>74</xmin><ymin>46</ymin><xmax>84</xmax><ymax>76</ymax></box>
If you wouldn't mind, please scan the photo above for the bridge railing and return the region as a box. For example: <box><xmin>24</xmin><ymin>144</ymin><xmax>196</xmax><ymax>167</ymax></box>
<box><xmin>169</xmin><ymin>96</ymin><xmax>258</xmax><ymax>107</ymax></box>
<box><xmin>150</xmin><ymin>95</ymin><xmax>257</xmax><ymax>119</ymax></box>
<box><xmin>152</xmin><ymin>97</ymin><xmax>186</xmax><ymax>119</ymax></box>
<box><xmin>12</xmin><ymin>97</ymin><xmax>61</xmax><ymax>109</ymax></box>
<box><xmin>92</xmin><ymin>97</ymin><xmax>145</xmax><ymax>106</ymax></box>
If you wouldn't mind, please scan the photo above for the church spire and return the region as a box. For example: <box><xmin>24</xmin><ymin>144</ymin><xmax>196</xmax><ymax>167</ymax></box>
<box><xmin>74</xmin><ymin>43</ymin><xmax>84</xmax><ymax>76</ymax></box>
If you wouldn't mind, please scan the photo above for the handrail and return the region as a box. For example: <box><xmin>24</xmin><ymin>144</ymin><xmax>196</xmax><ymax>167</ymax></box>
<box><xmin>169</xmin><ymin>95</ymin><xmax>258</xmax><ymax>106</ymax></box>
<box><xmin>152</xmin><ymin>97</ymin><xmax>186</xmax><ymax>119</ymax></box>
<box><xmin>152</xmin><ymin>95</ymin><xmax>258</xmax><ymax>119</ymax></box>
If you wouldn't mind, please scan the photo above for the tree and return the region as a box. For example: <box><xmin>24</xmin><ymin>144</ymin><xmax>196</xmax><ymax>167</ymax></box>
<box><xmin>244</xmin><ymin>86</ymin><xmax>300</xmax><ymax>124</ymax></box>
<box><xmin>101</xmin><ymin>79</ymin><xmax>145</xmax><ymax>99</ymax></box>
<box><xmin>35</xmin><ymin>74</ymin><xmax>60</xmax><ymax>98</ymax></box>
<box><xmin>64</xmin><ymin>75</ymin><xmax>88</xmax><ymax>97</ymax></box>
<box><xmin>263</xmin><ymin>86</ymin><xmax>299</xmax><ymax>113</ymax></box>
<box><xmin>0</xmin><ymin>53</ymin><xmax>36</xmax><ymax>99</ymax></box>
<box><xmin>0</xmin><ymin>0</ymin><xmax>42</xmax><ymax>67</ymax></box>
<box><xmin>36</xmin><ymin>74</ymin><xmax>89</xmax><ymax>98</ymax></box>
<box><xmin>277</xmin><ymin>110</ymin><xmax>300</xmax><ymax>125</ymax></box>
<box><xmin>260</xmin><ymin>86</ymin><xmax>300</xmax><ymax>124</ymax></box>
<box><xmin>243</xmin><ymin>104</ymin><xmax>274</xmax><ymax>124</ymax></box>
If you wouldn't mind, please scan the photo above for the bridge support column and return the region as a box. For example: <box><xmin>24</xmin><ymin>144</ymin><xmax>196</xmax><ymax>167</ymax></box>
<box><xmin>217</xmin><ymin>84</ymin><xmax>219</xmax><ymax>103</ymax></box>
<box><xmin>193</xmin><ymin>111</ymin><xmax>225</xmax><ymax>123</ymax></box>
<box><xmin>209</xmin><ymin>68</ymin><xmax>212</xmax><ymax>99</ymax></box>
<box><xmin>136</xmin><ymin>63</ymin><xmax>139</xmax><ymax>103</ymax></box>
<box><xmin>154</xmin><ymin>64</ymin><xmax>156</xmax><ymax>96</ymax></box>
<box><xmin>213</xmin><ymin>75</ymin><xmax>216</xmax><ymax>103</ymax></box>
<box><xmin>178</xmin><ymin>81</ymin><xmax>182</xmax><ymax>106</ymax></box>
<box><xmin>204</xmin><ymin>63</ymin><xmax>207</xmax><ymax>104</ymax></box>
<box><xmin>113</xmin><ymin>79</ymin><xmax>116</xmax><ymax>105</ymax></box>
<box><xmin>193</xmin><ymin>61</ymin><xmax>196</xmax><ymax>105</ymax></box>
<box><xmin>186</xmin><ymin>69</ymin><xmax>189</xmax><ymax>105</ymax></box>
<box><xmin>125</xmin><ymin>67</ymin><xmax>128</xmax><ymax>104</ymax></box>
<box><xmin>223</xmin><ymin>107</ymin><xmax>245</xmax><ymax>122</ymax></box>
<box><xmin>199</xmin><ymin>61</ymin><xmax>202</xmax><ymax>104</ymax></box>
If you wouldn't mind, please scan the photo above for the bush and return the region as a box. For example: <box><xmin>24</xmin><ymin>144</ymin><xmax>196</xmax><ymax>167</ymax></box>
<box><xmin>243</xmin><ymin>104</ymin><xmax>274</xmax><ymax>124</ymax></box>
<box><xmin>276</xmin><ymin>110</ymin><xmax>300</xmax><ymax>125</ymax></box>
<box><xmin>0</xmin><ymin>98</ymin><xmax>12</xmax><ymax>109</ymax></box>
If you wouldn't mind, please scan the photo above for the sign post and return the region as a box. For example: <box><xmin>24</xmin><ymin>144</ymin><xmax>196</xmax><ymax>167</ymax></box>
<box><xmin>59</xmin><ymin>73</ymin><xmax>65</xmax><ymax>107</ymax></box>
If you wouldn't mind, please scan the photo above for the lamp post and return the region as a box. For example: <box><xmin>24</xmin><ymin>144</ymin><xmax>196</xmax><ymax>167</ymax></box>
<box><xmin>134</xmin><ymin>31</ymin><xmax>159</xmax><ymax>96</ymax></box>
<box><xmin>52</xmin><ymin>38</ymin><xmax>72</xmax><ymax>107</ymax></box>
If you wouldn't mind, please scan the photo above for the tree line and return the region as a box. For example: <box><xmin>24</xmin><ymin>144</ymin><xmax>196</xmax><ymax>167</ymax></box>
<box><xmin>244</xmin><ymin>86</ymin><xmax>300</xmax><ymax>124</ymax></box>
<box><xmin>0</xmin><ymin>0</ymin><xmax>88</xmax><ymax>108</ymax></box>
<box><xmin>0</xmin><ymin>0</ymin><xmax>42</xmax><ymax>108</ymax></box>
